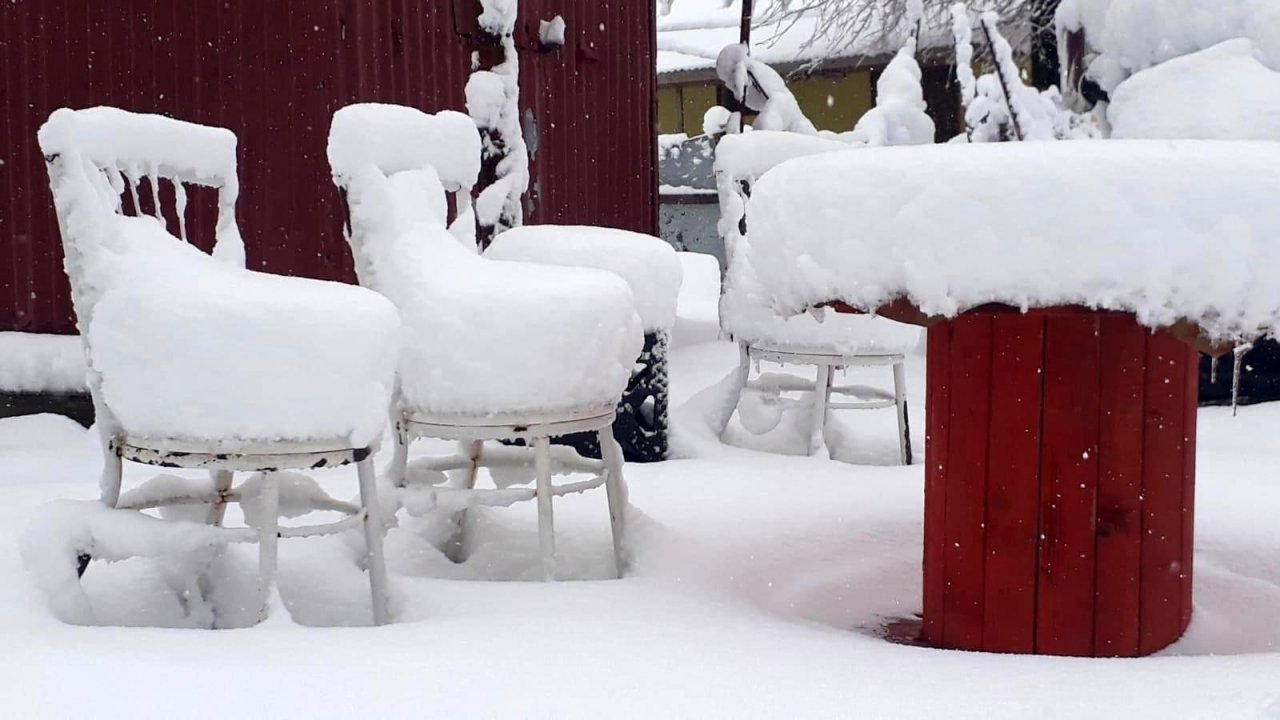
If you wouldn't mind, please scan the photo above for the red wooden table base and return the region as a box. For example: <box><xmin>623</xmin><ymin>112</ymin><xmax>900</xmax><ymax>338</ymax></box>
<box><xmin>922</xmin><ymin>308</ymin><xmax>1198</xmax><ymax>657</ymax></box>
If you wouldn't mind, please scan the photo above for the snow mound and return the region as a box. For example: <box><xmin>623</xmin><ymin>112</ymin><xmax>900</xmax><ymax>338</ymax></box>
<box><xmin>89</xmin><ymin>215</ymin><xmax>401</xmax><ymax>445</ymax></box>
<box><xmin>1057</xmin><ymin>0</ymin><xmax>1280</xmax><ymax>93</ymax></box>
<box><xmin>0</xmin><ymin>413</ymin><xmax>88</xmax><ymax>452</ymax></box>
<box><xmin>746</xmin><ymin>140</ymin><xmax>1280</xmax><ymax>341</ymax></box>
<box><xmin>1110</xmin><ymin>39</ymin><xmax>1280</xmax><ymax>140</ymax></box>
<box><xmin>0</xmin><ymin>332</ymin><xmax>87</xmax><ymax>393</ymax></box>
<box><xmin>488</xmin><ymin>226</ymin><xmax>684</xmax><ymax>332</ymax></box>
<box><xmin>21</xmin><ymin>499</ymin><xmax>254</xmax><ymax>624</ymax></box>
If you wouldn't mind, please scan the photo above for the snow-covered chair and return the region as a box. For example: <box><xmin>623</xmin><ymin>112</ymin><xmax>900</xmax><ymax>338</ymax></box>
<box><xmin>487</xmin><ymin>226</ymin><xmax>683</xmax><ymax>462</ymax></box>
<box><xmin>328</xmin><ymin>103</ymin><xmax>642</xmax><ymax>579</ymax></box>
<box><xmin>36</xmin><ymin>107</ymin><xmax>399</xmax><ymax>625</ymax></box>
<box><xmin>715</xmin><ymin>132</ymin><xmax>920</xmax><ymax>462</ymax></box>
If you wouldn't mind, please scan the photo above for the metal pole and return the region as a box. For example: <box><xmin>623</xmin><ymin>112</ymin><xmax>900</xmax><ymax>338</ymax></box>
<box><xmin>740</xmin><ymin>0</ymin><xmax>753</xmax><ymax>45</ymax></box>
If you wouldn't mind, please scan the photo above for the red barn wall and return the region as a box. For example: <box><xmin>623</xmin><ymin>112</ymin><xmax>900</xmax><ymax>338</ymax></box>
<box><xmin>0</xmin><ymin>0</ymin><xmax>656</xmax><ymax>334</ymax></box>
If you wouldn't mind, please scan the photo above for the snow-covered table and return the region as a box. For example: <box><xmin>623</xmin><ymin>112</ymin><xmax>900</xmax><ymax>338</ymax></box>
<box><xmin>745</xmin><ymin>140</ymin><xmax>1280</xmax><ymax>657</ymax></box>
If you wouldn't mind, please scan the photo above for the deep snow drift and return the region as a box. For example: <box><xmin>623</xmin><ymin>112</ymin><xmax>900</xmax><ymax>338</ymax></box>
<box><xmin>2</xmin><ymin>262</ymin><xmax>1279</xmax><ymax>718</ymax></box>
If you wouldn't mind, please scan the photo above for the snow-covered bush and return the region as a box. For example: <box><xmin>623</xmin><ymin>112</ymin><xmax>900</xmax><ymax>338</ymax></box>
<box><xmin>716</xmin><ymin>43</ymin><xmax>819</xmax><ymax>134</ymax></box>
<box><xmin>952</xmin><ymin>5</ymin><xmax>1098</xmax><ymax>141</ymax></box>
<box><xmin>848</xmin><ymin>37</ymin><xmax>935</xmax><ymax>146</ymax></box>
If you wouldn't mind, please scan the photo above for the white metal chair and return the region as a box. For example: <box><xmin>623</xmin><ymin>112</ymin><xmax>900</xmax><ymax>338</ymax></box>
<box><xmin>328</xmin><ymin>103</ymin><xmax>643</xmax><ymax>579</ymax></box>
<box><xmin>36</xmin><ymin>107</ymin><xmax>399</xmax><ymax>625</ymax></box>
<box><xmin>714</xmin><ymin>133</ymin><xmax>919</xmax><ymax>463</ymax></box>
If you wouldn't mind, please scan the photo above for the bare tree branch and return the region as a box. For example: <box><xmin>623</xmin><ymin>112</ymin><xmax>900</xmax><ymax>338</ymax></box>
<box><xmin>755</xmin><ymin>0</ymin><xmax>1056</xmax><ymax>60</ymax></box>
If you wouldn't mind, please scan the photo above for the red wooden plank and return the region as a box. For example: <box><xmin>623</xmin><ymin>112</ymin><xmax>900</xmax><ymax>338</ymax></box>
<box><xmin>1139</xmin><ymin>331</ymin><xmax>1189</xmax><ymax>654</ymax></box>
<box><xmin>981</xmin><ymin>313</ymin><xmax>1044</xmax><ymax>653</ymax></box>
<box><xmin>1093</xmin><ymin>315</ymin><xmax>1146</xmax><ymax>657</ymax></box>
<box><xmin>1179</xmin><ymin>344</ymin><xmax>1199</xmax><ymax>633</ymax></box>
<box><xmin>922</xmin><ymin>323</ymin><xmax>952</xmax><ymax>644</ymax></box>
<box><xmin>1036</xmin><ymin>314</ymin><xmax>1101</xmax><ymax>656</ymax></box>
<box><xmin>941</xmin><ymin>314</ymin><xmax>993</xmax><ymax>650</ymax></box>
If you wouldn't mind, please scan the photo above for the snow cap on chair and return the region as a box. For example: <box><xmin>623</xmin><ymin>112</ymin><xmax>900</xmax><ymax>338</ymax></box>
<box><xmin>746</xmin><ymin>140</ymin><xmax>1280</xmax><ymax>342</ymax></box>
<box><xmin>39</xmin><ymin>106</ymin><xmax>237</xmax><ymax>187</ymax></box>
<box><xmin>328</xmin><ymin>103</ymin><xmax>481</xmax><ymax>192</ymax></box>
<box><xmin>87</xmin><ymin>215</ymin><xmax>401</xmax><ymax>446</ymax></box>
<box><xmin>338</xmin><ymin>158</ymin><xmax>643</xmax><ymax>418</ymax></box>
<box><xmin>487</xmin><ymin>226</ymin><xmax>684</xmax><ymax>332</ymax></box>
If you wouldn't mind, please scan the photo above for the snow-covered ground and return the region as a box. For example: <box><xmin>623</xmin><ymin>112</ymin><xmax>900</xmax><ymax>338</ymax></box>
<box><xmin>3</xmin><ymin>267</ymin><xmax>1280</xmax><ymax>719</ymax></box>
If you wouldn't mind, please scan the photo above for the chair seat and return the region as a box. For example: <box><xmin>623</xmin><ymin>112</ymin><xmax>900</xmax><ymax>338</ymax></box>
<box><xmin>367</xmin><ymin>221</ymin><xmax>643</xmax><ymax>418</ymax></box>
<box><xmin>88</xmin><ymin>216</ymin><xmax>400</xmax><ymax>447</ymax></box>
<box><xmin>487</xmin><ymin>225</ymin><xmax>684</xmax><ymax>333</ymax></box>
<box><xmin>724</xmin><ymin>295</ymin><xmax>922</xmax><ymax>357</ymax></box>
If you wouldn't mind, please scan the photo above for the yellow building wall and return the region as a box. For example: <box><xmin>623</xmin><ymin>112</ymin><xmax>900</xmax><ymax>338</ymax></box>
<box><xmin>658</xmin><ymin>70</ymin><xmax>877</xmax><ymax>136</ymax></box>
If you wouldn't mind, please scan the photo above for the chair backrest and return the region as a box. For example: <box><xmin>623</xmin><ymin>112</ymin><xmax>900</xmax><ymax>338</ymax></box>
<box><xmin>39</xmin><ymin>107</ymin><xmax>243</xmax><ymax>331</ymax></box>
<box><xmin>328</xmin><ymin>103</ymin><xmax>481</xmax><ymax>238</ymax></box>
<box><xmin>712</xmin><ymin>131</ymin><xmax>855</xmax><ymax>334</ymax></box>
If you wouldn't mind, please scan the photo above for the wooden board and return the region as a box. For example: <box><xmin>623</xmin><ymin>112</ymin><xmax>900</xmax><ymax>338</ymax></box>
<box><xmin>981</xmin><ymin>313</ymin><xmax>1044</xmax><ymax>653</ymax></box>
<box><xmin>941</xmin><ymin>314</ymin><xmax>993</xmax><ymax>649</ymax></box>
<box><xmin>922</xmin><ymin>323</ymin><xmax>952</xmax><ymax>645</ymax></box>
<box><xmin>1035</xmin><ymin>314</ymin><xmax>1101</xmax><ymax>656</ymax></box>
<box><xmin>1092</xmin><ymin>316</ymin><xmax>1147</xmax><ymax>657</ymax></box>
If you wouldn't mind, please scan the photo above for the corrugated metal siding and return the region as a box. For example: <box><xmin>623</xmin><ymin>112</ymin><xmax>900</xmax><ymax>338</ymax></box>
<box><xmin>0</xmin><ymin>1</ymin><xmax>655</xmax><ymax>334</ymax></box>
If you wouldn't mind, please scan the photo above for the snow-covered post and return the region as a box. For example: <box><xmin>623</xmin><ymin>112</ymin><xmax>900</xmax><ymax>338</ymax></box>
<box><xmin>951</xmin><ymin>3</ymin><xmax>978</xmax><ymax>139</ymax></box>
<box><xmin>467</xmin><ymin>0</ymin><xmax>530</xmax><ymax>251</ymax></box>
<box><xmin>978</xmin><ymin>12</ymin><xmax>1025</xmax><ymax>140</ymax></box>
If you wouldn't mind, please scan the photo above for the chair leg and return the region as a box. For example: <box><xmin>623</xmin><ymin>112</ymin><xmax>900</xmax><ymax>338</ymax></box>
<box><xmin>100</xmin><ymin>440</ymin><xmax>124</xmax><ymax>508</ymax></box>
<box><xmin>388</xmin><ymin>418</ymin><xmax>410</xmax><ymax>488</ymax></box>
<box><xmin>357</xmin><ymin>455</ymin><xmax>391</xmax><ymax>626</ymax></box>
<box><xmin>206</xmin><ymin>470</ymin><xmax>235</xmax><ymax>526</ymax></box>
<box><xmin>893</xmin><ymin>361</ymin><xmax>912</xmax><ymax>466</ymax></box>
<box><xmin>443</xmin><ymin>439</ymin><xmax>483</xmax><ymax>564</ymax></box>
<box><xmin>719</xmin><ymin>342</ymin><xmax>753</xmax><ymax>438</ymax></box>
<box><xmin>598</xmin><ymin>428</ymin><xmax>628</xmax><ymax>579</ymax></box>
<box><xmin>257</xmin><ymin>471</ymin><xmax>280</xmax><ymax>623</ymax></box>
<box><xmin>78</xmin><ymin>443</ymin><xmax>125</xmax><ymax>578</ymax></box>
<box><xmin>533</xmin><ymin>436</ymin><xmax>556</xmax><ymax>581</ymax></box>
<box><xmin>809</xmin><ymin>364</ymin><xmax>832</xmax><ymax>456</ymax></box>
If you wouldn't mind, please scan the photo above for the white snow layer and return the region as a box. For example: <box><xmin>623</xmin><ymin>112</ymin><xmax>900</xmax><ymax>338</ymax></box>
<box><xmin>0</xmin><ymin>333</ymin><xmax>87</xmax><ymax>393</ymax></box>
<box><xmin>329</xmin><ymin>104</ymin><xmax>481</xmax><ymax>193</ymax></box>
<box><xmin>487</xmin><ymin>226</ymin><xmax>684</xmax><ymax>333</ymax></box>
<box><xmin>89</xmin><ymin>215</ymin><xmax>401</xmax><ymax>445</ymax></box>
<box><xmin>339</xmin><ymin>167</ymin><xmax>642</xmax><ymax>418</ymax></box>
<box><xmin>1056</xmin><ymin>0</ymin><xmax>1280</xmax><ymax>93</ymax></box>
<box><xmin>1110</xmin><ymin>39</ymin><xmax>1280</xmax><ymax>140</ymax></box>
<box><xmin>40</xmin><ymin>106</ymin><xmax>246</xmax><ymax>266</ymax></box>
<box><xmin>38</xmin><ymin>106</ymin><xmax>236</xmax><ymax>188</ymax></box>
<box><xmin>745</xmin><ymin>140</ymin><xmax>1280</xmax><ymax>341</ymax></box>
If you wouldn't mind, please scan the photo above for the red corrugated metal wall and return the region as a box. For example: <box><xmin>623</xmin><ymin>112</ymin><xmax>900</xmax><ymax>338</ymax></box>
<box><xmin>0</xmin><ymin>1</ymin><xmax>656</xmax><ymax>334</ymax></box>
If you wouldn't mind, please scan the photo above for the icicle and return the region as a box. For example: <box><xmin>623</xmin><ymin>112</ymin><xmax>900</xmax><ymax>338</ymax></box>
<box><xmin>147</xmin><ymin>165</ymin><xmax>162</xmax><ymax>221</ymax></box>
<box><xmin>123</xmin><ymin>167</ymin><xmax>142</xmax><ymax>217</ymax></box>
<box><xmin>1232</xmin><ymin>343</ymin><xmax>1253</xmax><ymax>417</ymax></box>
<box><xmin>174</xmin><ymin>182</ymin><xmax>189</xmax><ymax>242</ymax></box>
<box><xmin>1210</xmin><ymin>355</ymin><xmax>1219</xmax><ymax>384</ymax></box>
<box><xmin>109</xmin><ymin>168</ymin><xmax>127</xmax><ymax>214</ymax></box>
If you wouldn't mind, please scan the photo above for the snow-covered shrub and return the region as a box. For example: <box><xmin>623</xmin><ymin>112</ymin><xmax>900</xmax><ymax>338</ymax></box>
<box><xmin>848</xmin><ymin>38</ymin><xmax>936</xmax><ymax>146</ymax></box>
<box><xmin>716</xmin><ymin>43</ymin><xmax>819</xmax><ymax>134</ymax></box>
